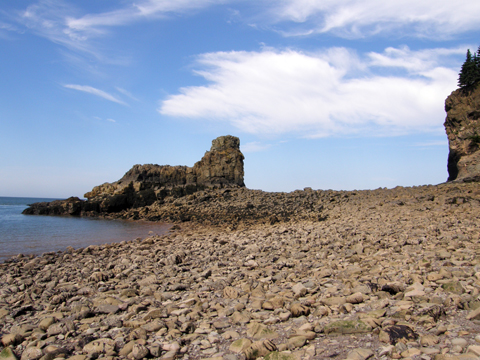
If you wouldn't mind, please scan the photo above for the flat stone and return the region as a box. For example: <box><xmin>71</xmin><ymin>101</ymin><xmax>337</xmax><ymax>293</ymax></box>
<box><xmin>0</xmin><ymin>347</ymin><xmax>17</xmax><ymax>360</ymax></box>
<box><xmin>96</xmin><ymin>304</ymin><xmax>119</xmax><ymax>314</ymax></box>
<box><xmin>452</xmin><ymin>338</ymin><xmax>468</xmax><ymax>347</ymax></box>
<box><xmin>467</xmin><ymin>345</ymin><xmax>480</xmax><ymax>356</ymax></box>
<box><xmin>442</xmin><ymin>281</ymin><xmax>465</xmax><ymax>295</ymax></box>
<box><xmin>83</xmin><ymin>338</ymin><xmax>116</xmax><ymax>354</ymax></box>
<box><xmin>346</xmin><ymin>292</ymin><xmax>364</xmax><ymax>304</ymax></box>
<box><xmin>229</xmin><ymin>338</ymin><xmax>252</xmax><ymax>353</ymax></box>
<box><xmin>346</xmin><ymin>348</ymin><xmax>374</xmax><ymax>360</ymax></box>
<box><xmin>20</xmin><ymin>347</ymin><xmax>42</xmax><ymax>360</ymax></box>
<box><xmin>466</xmin><ymin>307</ymin><xmax>480</xmax><ymax>320</ymax></box>
<box><xmin>246</xmin><ymin>322</ymin><xmax>279</xmax><ymax>340</ymax></box>
<box><xmin>132</xmin><ymin>343</ymin><xmax>150</xmax><ymax>359</ymax></box>
<box><xmin>243</xmin><ymin>340</ymin><xmax>277</xmax><ymax>360</ymax></box>
<box><xmin>321</xmin><ymin>296</ymin><xmax>346</xmax><ymax>306</ymax></box>
<box><xmin>38</xmin><ymin>317</ymin><xmax>55</xmax><ymax>331</ymax></box>
<box><xmin>420</xmin><ymin>335</ymin><xmax>439</xmax><ymax>346</ymax></box>
<box><xmin>292</xmin><ymin>283</ymin><xmax>307</xmax><ymax>298</ymax></box>
<box><xmin>287</xmin><ymin>336</ymin><xmax>307</xmax><ymax>349</ymax></box>
<box><xmin>2</xmin><ymin>334</ymin><xmax>23</xmax><ymax>347</ymax></box>
<box><xmin>324</xmin><ymin>320</ymin><xmax>372</xmax><ymax>335</ymax></box>
<box><xmin>213</xmin><ymin>320</ymin><xmax>230</xmax><ymax>329</ymax></box>
<box><xmin>264</xmin><ymin>352</ymin><xmax>296</xmax><ymax>360</ymax></box>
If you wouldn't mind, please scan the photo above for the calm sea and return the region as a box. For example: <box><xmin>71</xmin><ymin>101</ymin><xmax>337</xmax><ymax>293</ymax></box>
<box><xmin>0</xmin><ymin>196</ymin><xmax>171</xmax><ymax>262</ymax></box>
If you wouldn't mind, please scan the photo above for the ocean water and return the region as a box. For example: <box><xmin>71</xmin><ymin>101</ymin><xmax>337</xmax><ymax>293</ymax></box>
<box><xmin>0</xmin><ymin>196</ymin><xmax>171</xmax><ymax>262</ymax></box>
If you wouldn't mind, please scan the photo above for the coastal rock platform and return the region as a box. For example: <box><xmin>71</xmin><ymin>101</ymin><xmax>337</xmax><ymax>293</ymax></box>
<box><xmin>2</xmin><ymin>182</ymin><xmax>480</xmax><ymax>360</ymax></box>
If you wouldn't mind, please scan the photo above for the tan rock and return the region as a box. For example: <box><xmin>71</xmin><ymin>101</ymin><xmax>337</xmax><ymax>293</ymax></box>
<box><xmin>467</xmin><ymin>345</ymin><xmax>480</xmax><ymax>356</ymax></box>
<box><xmin>38</xmin><ymin>317</ymin><xmax>55</xmax><ymax>331</ymax></box>
<box><xmin>0</xmin><ymin>347</ymin><xmax>17</xmax><ymax>360</ymax></box>
<box><xmin>2</xmin><ymin>334</ymin><xmax>23</xmax><ymax>347</ymax></box>
<box><xmin>243</xmin><ymin>339</ymin><xmax>277</xmax><ymax>360</ymax></box>
<box><xmin>320</xmin><ymin>296</ymin><xmax>346</xmax><ymax>306</ymax></box>
<box><xmin>466</xmin><ymin>307</ymin><xmax>480</xmax><ymax>320</ymax></box>
<box><xmin>246</xmin><ymin>322</ymin><xmax>279</xmax><ymax>340</ymax></box>
<box><xmin>229</xmin><ymin>338</ymin><xmax>252</xmax><ymax>353</ymax></box>
<box><xmin>223</xmin><ymin>286</ymin><xmax>239</xmax><ymax>299</ymax></box>
<box><xmin>132</xmin><ymin>344</ymin><xmax>150</xmax><ymax>359</ymax></box>
<box><xmin>346</xmin><ymin>292</ymin><xmax>364</xmax><ymax>304</ymax></box>
<box><xmin>20</xmin><ymin>347</ymin><xmax>42</xmax><ymax>360</ymax></box>
<box><xmin>323</xmin><ymin>320</ymin><xmax>372</xmax><ymax>335</ymax></box>
<box><xmin>83</xmin><ymin>338</ymin><xmax>116</xmax><ymax>354</ymax></box>
<box><xmin>287</xmin><ymin>336</ymin><xmax>307</xmax><ymax>349</ymax></box>
<box><xmin>346</xmin><ymin>348</ymin><xmax>374</xmax><ymax>360</ymax></box>
<box><xmin>290</xmin><ymin>303</ymin><xmax>310</xmax><ymax>317</ymax></box>
<box><xmin>420</xmin><ymin>334</ymin><xmax>439</xmax><ymax>347</ymax></box>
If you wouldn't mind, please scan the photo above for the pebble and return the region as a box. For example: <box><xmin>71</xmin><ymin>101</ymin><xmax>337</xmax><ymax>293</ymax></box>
<box><xmin>1</xmin><ymin>183</ymin><xmax>480</xmax><ymax>360</ymax></box>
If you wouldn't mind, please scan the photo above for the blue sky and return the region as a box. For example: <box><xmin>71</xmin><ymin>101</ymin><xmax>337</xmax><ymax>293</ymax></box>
<box><xmin>1</xmin><ymin>0</ymin><xmax>479</xmax><ymax>198</ymax></box>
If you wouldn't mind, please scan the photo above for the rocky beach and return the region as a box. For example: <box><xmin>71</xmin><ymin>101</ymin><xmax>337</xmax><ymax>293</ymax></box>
<box><xmin>3</xmin><ymin>87</ymin><xmax>480</xmax><ymax>360</ymax></box>
<box><xmin>3</xmin><ymin>182</ymin><xmax>480</xmax><ymax>360</ymax></box>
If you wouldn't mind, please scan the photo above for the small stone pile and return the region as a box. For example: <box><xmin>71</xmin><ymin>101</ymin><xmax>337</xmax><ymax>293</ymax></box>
<box><xmin>2</xmin><ymin>182</ymin><xmax>480</xmax><ymax>360</ymax></box>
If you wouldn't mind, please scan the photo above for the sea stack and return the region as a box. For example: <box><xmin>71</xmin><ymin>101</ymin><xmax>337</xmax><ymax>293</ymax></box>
<box><xmin>23</xmin><ymin>135</ymin><xmax>245</xmax><ymax>216</ymax></box>
<box><xmin>444</xmin><ymin>85</ymin><xmax>480</xmax><ymax>182</ymax></box>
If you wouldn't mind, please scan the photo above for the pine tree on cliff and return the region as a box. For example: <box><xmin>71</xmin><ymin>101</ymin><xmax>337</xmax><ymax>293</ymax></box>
<box><xmin>458</xmin><ymin>49</ymin><xmax>480</xmax><ymax>89</ymax></box>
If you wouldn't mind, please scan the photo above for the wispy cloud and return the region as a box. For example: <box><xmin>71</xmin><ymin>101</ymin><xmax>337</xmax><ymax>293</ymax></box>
<box><xmin>413</xmin><ymin>140</ymin><xmax>448</xmax><ymax>147</ymax></box>
<box><xmin>15</xmin><ymin>0</ymin><xmax>228</xmax><ymax>58</ymax></box>
<box><xmin>115</xmin><ymin>87</ymin><xmax>139</xmax><ymax>102</ymax></box>
<box><xmin>159</xmin><ymin>46</ymin><xmax>462</xmax><ymax>137</ymax></box>
<box><xmin>241</xmin><ymin>142</ymin><xmax>272</xmax><ymax>153</ymax></box>
<box><xmin>266</xmin><ymin>0</ymin><xmax>480</xmax><ymax>39</ymax></box>
<box><xmin>64</xmin><ymin>84</ymin><xmax>127</xmax><ymax>105</ymax></box>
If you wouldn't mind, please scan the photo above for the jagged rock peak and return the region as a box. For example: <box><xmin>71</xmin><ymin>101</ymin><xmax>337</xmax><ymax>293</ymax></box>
<box><xmin>194</xmin><ymin>135</ymin><xmax>245</xmax><ymax>187</ymax></box>
<box><xmin>444</xmin><ymin>86</ymin><xmax>480</xmax><ymax>182</ymax></box>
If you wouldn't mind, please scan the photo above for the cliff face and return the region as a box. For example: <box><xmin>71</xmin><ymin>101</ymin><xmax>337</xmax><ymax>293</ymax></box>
<box><xmin>444</xmin><ymin>86</ymin><xmax>480</xmax><ymax>182</ymax></box>
<box><xmin>24</xmin><ymin>135</ymin><xmax>245</xmax><ymax>216</ymax></box>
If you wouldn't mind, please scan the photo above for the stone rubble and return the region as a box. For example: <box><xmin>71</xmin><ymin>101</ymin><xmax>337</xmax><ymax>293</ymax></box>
<box><xmin>2</xmin><ymin>182</ymin><xmax>480</xmax><ymax>360</ymax></box>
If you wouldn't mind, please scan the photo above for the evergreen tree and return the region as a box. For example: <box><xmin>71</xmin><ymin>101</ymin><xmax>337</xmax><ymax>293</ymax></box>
<box><xmin>458</xmin><ymin>48</ymin><xmax>480</xmax><ymax>89</ymax></box>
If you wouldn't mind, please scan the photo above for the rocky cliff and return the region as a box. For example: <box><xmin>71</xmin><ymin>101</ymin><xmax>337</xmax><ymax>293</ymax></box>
<box><xmin>444</xmin><ymin>85</ymin><xmax>480</xmax><ymax>182</ymax></box>
<box><xmin>23</xmin><ymin>135</ymin><xmax>244</xmax><ymax>216</ymax></box>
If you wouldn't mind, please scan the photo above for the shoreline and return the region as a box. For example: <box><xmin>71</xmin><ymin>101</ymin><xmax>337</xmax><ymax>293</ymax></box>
<box><xmin>2</xmin><ymin>182</ymin><xmax>480</xmax><ymax>360</ymax></box>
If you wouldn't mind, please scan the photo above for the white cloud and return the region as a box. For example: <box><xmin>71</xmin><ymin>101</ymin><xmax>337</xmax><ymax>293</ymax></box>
<box><xmin>64</xmin><ymin>84</ymin><xmax>127</xmax><ymax>105</ymax></box>
<box><xmin>159</xmin><ymin>46</ymin><xmax>461</xmax><ymax>137</ymax></box>
<box><xmin>267</xmin><ymin>0</ymin><xmax>480</xmax><ymax>38</ymax></box>
<box><xmin>17</xmin><ymin>0</ymin><xmax>228</xmax><ymax>56</ymax></box>
<box><xmin>106</xmin><ymin>118</ymin><xmax>116</xmax><ymax>123</ymax></box>
<box><xmin>241</xmin><ymin>142</ymin><xmax>272</xmax><ymax>153</ymax></box>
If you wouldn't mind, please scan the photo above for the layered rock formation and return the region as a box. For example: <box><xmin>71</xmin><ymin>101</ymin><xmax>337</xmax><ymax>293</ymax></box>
<box><xmin>23</xmin><ymin>135</ymin><xmax>244</xmax><ymax>216</ymax></box>
<box><xmin>444</xmin><ymin>86</ymin><xmax>480</xmax><ymax>182</ymax></box>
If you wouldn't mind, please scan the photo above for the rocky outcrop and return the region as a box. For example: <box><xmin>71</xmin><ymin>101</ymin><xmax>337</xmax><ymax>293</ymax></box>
<box><xmin>23</xmin><ymin>135</ymin><xmax>244</xmax><ymax>216</ymax></box>
<box><xmin>444</xmin><ymin>86</ymin><xmax>480</xmax><ymax>182</ymax></box>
